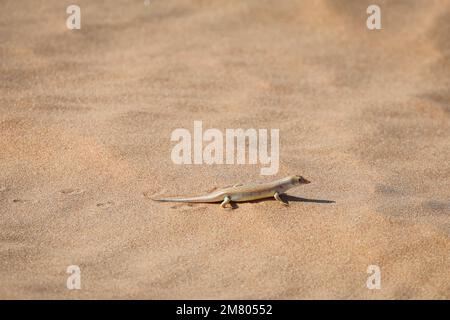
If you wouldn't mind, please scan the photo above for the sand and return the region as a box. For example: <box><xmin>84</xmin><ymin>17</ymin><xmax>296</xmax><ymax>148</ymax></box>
<box><xmin>1</xmin><ymin>0</ymin><xmax>450</xmax><ymax>299</ymax></box>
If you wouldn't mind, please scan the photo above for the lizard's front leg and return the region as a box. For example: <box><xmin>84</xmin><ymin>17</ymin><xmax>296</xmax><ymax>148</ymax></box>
<box><xmin>220</xmin><ymin>196</ymin><xmax>231</xmax><ymax>208</ymax></box>
<box><xmin>274</xmin><ymin>192</ymin><xmax>289</xmax><ymax>206</ymax></box>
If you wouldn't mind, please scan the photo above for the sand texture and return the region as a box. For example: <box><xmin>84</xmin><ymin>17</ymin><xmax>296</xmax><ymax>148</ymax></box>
<box><xmin>1</xmin><ymin>0</ymin><xmax>450</xmax><ymax>299</ymax></box>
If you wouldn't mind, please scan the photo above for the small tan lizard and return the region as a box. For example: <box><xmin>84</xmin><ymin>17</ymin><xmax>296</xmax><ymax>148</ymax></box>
<box><xmin>152</xmin><ymin>175</ymin><xmax>310</xmax><ymax>208</ymax></box>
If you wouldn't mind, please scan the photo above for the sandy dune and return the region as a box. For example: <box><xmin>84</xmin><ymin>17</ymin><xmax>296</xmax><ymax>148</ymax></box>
<box><xmin>1</xmin><ymin>0</ymin><xmax>450</xmax><ymax>299</ymax></box>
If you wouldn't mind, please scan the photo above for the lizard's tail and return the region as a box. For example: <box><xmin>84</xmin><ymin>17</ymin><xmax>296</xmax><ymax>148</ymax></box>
<box><xmin>151</xmin><ymin>196</ymin><xmax>216</xmax><ymax>203</ymax></box>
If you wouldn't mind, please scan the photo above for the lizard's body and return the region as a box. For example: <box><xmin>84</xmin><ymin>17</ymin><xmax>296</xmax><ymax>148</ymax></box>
<box><xmin>152</xmin><ymin>175</ymin><xmax>310</xmax><ymax>208</ymax></box>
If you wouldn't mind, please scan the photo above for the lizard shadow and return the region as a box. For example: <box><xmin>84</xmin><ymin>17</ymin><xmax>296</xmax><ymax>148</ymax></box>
<box><xmin>230</xmin><ymin>194</ymin><xmax>335</xmax><ymax>209</ymax></box>
<box><xmin>281</xmin><ymin>195</ymin><xmax>336</xmax><ymax>204</ymax></box>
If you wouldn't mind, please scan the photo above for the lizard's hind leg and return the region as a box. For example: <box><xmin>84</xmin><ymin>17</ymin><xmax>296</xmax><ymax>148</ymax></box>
<box><xmin>220</xmin><ymin>196</ymin><xmax>231</xmax><ymax>208</ymax></box>
<box><xmin>274</xmin><ymin>192</ymin><xmax>289</xmax><ymax>206</ymax></box>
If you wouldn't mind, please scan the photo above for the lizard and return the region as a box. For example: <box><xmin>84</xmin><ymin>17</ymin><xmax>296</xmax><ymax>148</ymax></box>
<box><xmin>151</xmin><ymin>175</ymin><xmax>310</xmax><ymax>208</ymax></box>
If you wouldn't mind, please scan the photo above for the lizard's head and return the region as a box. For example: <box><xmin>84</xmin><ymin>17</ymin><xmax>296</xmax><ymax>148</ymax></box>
<box><xmin>292</xmin><ymin>175</ymin><xmax>310</xmax><ymax>185</ymax></box>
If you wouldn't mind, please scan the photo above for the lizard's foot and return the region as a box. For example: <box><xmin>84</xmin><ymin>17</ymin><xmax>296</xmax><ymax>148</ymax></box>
<box><xmin>220</xmin><ymin>196</ymin><xmax>231</xmax><ymax>208</ymax></box>
<box><xmin>274</xmin><ymin>192</ymin><xmax>289</xmax><ymax>206</ymax></box>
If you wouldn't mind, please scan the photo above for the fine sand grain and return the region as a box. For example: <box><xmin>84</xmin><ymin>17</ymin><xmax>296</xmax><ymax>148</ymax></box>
<box><xmin>1</xmin><ymin>0</ymin><xmax>450</xmax><ymax>299</ymax></box>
